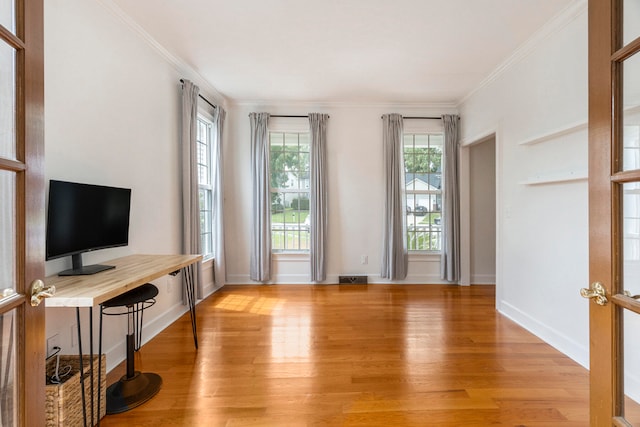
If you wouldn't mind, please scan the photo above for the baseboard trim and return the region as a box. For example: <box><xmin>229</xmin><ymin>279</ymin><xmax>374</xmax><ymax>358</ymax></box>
<box><xmin>470</xmin><ymin>273</ymin><xmax>496</xmax><ymax>285</ymax></box>
<box><xmin>498</xmin><ymin>299</ymin><xmax>588</xmax><ymax>369</ymax></box>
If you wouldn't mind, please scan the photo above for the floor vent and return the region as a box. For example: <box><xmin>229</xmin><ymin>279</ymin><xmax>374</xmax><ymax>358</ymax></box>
<box><xmin>338</xmin><ymin>275</ymin><xmax>368</xmax><ymax>284</ymax></box>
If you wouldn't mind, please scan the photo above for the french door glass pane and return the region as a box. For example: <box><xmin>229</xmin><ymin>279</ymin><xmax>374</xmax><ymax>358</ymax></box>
<box><xmin>624</xmin><ymin>0</ymin><xmax>640</xmax><ymax>46</ymax></box>
<box><xmin>0</xmin><ymin>40</ymin><xmax>16</xmax><ymax>160</ymax></box>
<box><xmin>622</xmin><ymin>52</ymin><xmax>640</xmax><ymax>171</ymax></box>
<box><xmin>623</xmin><ymin>308</ymin><xmax>640</xmax><ymax>423</ymax></box>
<box><xmin>0</xmin><ymin>171</ymin><xmax>15</xmax><ymax>294</ymax></box>
<box><xmin>0</xmin><ymin>0</ymin><xmax>15</xmax><ymax>34</ymax></box>
<box><xmin>623</xmin><ymin>181</ymin><xmax>640</xmax><ymax>424</ymax></box>
<box><xmin>0</xmin><ymin>309</ymin><xmax>17</xmax><ymax>427</ymax></box>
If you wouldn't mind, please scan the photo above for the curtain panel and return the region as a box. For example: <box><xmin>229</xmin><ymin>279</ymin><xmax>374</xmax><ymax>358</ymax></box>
<box><xmin>212</xmin><ymin>107</ymin><xmax>227</xmax><ymax>286</ymax></box>
<box><xmin>250</xmin><ymin>112</ymin><xmax>272</xmax><ymax>282</ymax></box>
<box><xmin>309</xmin><ymin>113</ymin><xmax>329</xmax><ymax>282</ymax></box>
<box><xmin>441</xmin><ymin>114</ymin><xmax>460</xmax><ymax>282</ymax></box>
<box><xmin>381</xmin><ymin>114</ymin><xmax>408</xmax><ymax>280</ymax></box>
<box><xmin>180</xmin><ymin>79</ymin><xmax>203</xmax><ymax>299</ymax></box>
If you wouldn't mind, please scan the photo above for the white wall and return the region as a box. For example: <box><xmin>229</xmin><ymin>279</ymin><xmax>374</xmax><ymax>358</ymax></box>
<box><xmin>44</xmin><ymin>0</ymin><xmax>221</xmax><ymax>371</ymax></box>
<box><xmin>458</xmin><ymin>3</ymin><xmax>589</xmax><ymax>366</ymax></box>
<box><xmin>225</xmin><ymin>104</ymin><xmax>456</xmax><ymax>285</ymax></box>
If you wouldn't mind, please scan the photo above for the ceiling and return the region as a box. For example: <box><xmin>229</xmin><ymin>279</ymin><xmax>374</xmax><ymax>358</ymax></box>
<box><xmin>108</xmin><ymin>0</ymin><xmax>577</xmax><ymax>105</ymax></box>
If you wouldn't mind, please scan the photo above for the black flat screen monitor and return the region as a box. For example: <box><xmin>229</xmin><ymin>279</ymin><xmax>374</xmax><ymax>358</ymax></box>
<box><xmin>46</xmin><ymin>180</ymin><xmax>132</xmax><ymax>276</ymax></box>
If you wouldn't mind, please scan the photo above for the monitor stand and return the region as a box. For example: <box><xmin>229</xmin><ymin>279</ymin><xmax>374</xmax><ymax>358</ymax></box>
<box><xmin>58</xmin><ymin>253</ymin><xmax>116</xmax><ymax>276</ymax></box>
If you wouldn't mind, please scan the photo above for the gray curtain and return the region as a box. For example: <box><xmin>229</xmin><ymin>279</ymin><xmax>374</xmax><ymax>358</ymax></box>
<box><xmin>441</xmin><ymin>114</ymin><xmax>460</xmax><ymax>282</ymax></box>
<box><xmin>212</xmin><ymin>107</ymin><xmax>227</xmax><ymax>286</ymax></box>
<box><xmin>181</xmin><ymin>79</ymin><xmax>203</xmax><ymax>299</ymax></box>
<box><xmin>250</xmin><ymin>112</ymin><xmax>271</xmax><ymax>282</ymax></box>
<box><xmin>309</xmin><ymin>113</ymin><xmax>329</xmax><ymax>282</ymax></box>
<box><xmin>381</xmin><ymin>114</ymin><xmax>408</xmax><ymax>280</ymax></box>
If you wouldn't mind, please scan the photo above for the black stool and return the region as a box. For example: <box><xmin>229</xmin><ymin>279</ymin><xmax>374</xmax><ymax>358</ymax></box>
<box><xmin>99</xmin><ymin>283</ymin><xmax>161</xmax><ymax>414</ymax></box>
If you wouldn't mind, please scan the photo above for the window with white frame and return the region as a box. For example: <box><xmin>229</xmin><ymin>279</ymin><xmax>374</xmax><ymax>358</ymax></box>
<box><xmin>404</xmin><ymin>133</ymin><xmax>443</xmax><ymax>251</ymax></box>
<box><xmin>270</xmin><ymin>131</ymin><xmax>310</xmax><ymax>252</ymax></box>
<box><xmin>196</xmin><ymin>115</ymin><xmax>214</xmax><ymax>259</ymax></box>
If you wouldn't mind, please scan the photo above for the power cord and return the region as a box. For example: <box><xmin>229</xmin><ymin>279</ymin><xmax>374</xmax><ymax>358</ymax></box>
<box><xmin>45</xmin><ymin>346</ymin><xmax>72</xmax><ymax>385</ymax></box>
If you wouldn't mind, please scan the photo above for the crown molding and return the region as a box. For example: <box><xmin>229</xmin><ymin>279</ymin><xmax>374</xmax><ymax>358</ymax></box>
<box><xmin>458</xmin><ymin>0</ymin><xmax>587</xmax><ymax>107</ymax></box>
<box><xmin>95</xmin><ymin>0</ymin><xmax>227</xmax><ymax>107</ymax></box>
<box><xmin>229</xmin><ymin>99</ymin><xmax>458</xmax><ymax>111</ymax></box>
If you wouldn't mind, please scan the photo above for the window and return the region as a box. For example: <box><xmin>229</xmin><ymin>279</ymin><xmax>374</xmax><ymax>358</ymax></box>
<box><xmin>270</xmin><ymin>131</ymin><xmax>310</xmax><ymax>252</ymax></box>
<box><xmin>404</xmin><ymin>133</ymin><xmax>443</xmax><ymax>251</ymax></box>
<box><xmin>196</xmin><ymin>115</ymin><xmax>214</xmax><ymax>259</ymax></box>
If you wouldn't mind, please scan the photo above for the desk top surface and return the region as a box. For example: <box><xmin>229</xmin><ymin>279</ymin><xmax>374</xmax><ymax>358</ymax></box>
<box><xmin>44</xmin><ymin>254</ymin><xmax>202</xmax><ymax>307</ymax></box>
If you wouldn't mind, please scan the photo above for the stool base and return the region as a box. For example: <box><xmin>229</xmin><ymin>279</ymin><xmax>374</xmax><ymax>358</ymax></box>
<box><xmin>105</xmin><ymin>371</ymin><xmax>162</xmax><ymax>414</ymax></box>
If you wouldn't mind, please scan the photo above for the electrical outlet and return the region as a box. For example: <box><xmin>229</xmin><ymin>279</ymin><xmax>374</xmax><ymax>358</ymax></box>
<box><xmin>361</xmin><ymin>255</ymin><xmax>368</xmax><ymax>265</ymax></box>
<box><xmin>47</xmin><ymin>334</ymin><xmax>60</xmax><ymax>357</ymax></box>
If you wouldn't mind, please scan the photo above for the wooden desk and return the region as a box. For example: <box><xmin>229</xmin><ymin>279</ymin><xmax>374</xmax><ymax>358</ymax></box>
<box><xmin>44</xmin><ymin>254</ymin><xmax>202</xmax><ymax>426</ymax></box>
<box><xmin>45</xmin><ymin>254</ymin><xmax>202</xmax><ymax>307</ymax></box>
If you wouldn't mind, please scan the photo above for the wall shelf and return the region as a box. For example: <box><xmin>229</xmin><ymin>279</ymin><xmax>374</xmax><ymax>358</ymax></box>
<box><xmin>520</xmin><ymin>170</ymin><xmax>588</xmax><ymax>186</ymax></box>
<box><xmin>518</xmin><ymin>121</ymin><xmax>587</xmax><ymax>146</ymax></box>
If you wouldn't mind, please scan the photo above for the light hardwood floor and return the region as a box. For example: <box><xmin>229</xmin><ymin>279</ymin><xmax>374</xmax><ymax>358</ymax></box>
<box><xmin>100</xmin><ymin>284</ymin><xmax>591</xmax><ymax>426</ymax></box>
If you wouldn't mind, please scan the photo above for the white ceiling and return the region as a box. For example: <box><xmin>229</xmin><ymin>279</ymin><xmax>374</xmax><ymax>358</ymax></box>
<box><xmin>107</xmin><ymin>0</ymin><xmax>577</xmax><ymax>105</ymax></box>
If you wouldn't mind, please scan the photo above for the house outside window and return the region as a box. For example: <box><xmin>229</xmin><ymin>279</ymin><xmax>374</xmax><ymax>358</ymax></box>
<box><xmin>196</xmin><ymin>115</ymin><xmax>214</xmax><ymax>260</ymax></box>
<box><xmin>404</xmin><ymin>133</ymin><xmax>443</xmax><ymax>252</ymax></box>
<box><xmin>270</xmin><ymin>131</ymin><xmax>310</xmax><ymax>252</ymax></box>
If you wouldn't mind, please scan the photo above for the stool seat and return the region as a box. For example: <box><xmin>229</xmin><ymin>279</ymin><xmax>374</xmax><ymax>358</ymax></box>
<box><xmin>102</xmin><ymin>283</ymin><xmax>159</xmax><ymax>308</ymax></box>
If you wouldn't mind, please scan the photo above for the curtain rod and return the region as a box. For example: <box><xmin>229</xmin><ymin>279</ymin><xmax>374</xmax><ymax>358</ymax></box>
<box><xmin>179</xmin><ymin>79</ymin><xmax>217</xmax><ymax>110</ymax></box>
<box><xmin>247</xmin><ymin>114</ymin><xmax>330</xmax><ymax>118</ymax></box>
<box><xmin>380</xmin><ymin>116</ymin><xmax>459</xmax><ymax>120</ymax></box>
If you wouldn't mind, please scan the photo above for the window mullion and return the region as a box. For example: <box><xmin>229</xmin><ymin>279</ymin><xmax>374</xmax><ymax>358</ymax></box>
<box><xmin>404</xmin><ymin>131</ymin><xmax>443</xmax><ymax>253</ymax></box>
<box><xmin>270</xmin><ymin>130</ymin><xmax>310</xmax><ymax>253</ymax></box>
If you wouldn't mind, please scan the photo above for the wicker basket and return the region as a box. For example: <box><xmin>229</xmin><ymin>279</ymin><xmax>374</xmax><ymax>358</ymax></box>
<box><xmin>45</xmin><ymin>354</ymin><xmax>106</xmax><ymax>427</ymax></box>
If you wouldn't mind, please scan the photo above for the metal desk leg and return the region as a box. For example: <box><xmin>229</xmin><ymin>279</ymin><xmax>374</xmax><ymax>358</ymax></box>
<box><xmin>88</xmin><ymin>308</ymin><xmax>95</xmax><ymax>426</ymax></box>
<box><xmin>98</xmin><ymin>305</ymin><xmax>104</xmax><ymax>427</ymax></box>
<box><xmin>76</xmin><ymin>307</ymin><xmax>99</xmax><ymax>427</ymax></box>
<box><xmin>184</xmin><ymin>265</ymin><xmax>198</xmax><ymax>349</ymax></box>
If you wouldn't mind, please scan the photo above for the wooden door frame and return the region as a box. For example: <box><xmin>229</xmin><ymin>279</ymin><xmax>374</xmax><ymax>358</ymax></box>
<box><xmin>22</xmin><ymin>0</ymin><xmax>45</xmax><ymax>425</ymax></box>
<box><xmin>588</xmin><ymin>0</ymin><xmax>623</xmax><ymax>424</ymax></box>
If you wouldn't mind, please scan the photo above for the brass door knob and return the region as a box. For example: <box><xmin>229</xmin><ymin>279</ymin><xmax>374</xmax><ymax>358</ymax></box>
<box><xmin>580</xmin><ymin>282</ymin><xmax>608</xmax><ymax>306</ymax></box>
<box><xmin>30</xmin><ymin>279</ymin><xmax>55</xmax><ymax>307</ymax></box>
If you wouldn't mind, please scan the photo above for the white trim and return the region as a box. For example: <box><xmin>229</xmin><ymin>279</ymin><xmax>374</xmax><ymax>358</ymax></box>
<box><xmin>225</xmin><ymin>272</ymin><xmax>455</xmax><ymax>285</ymax></box>
<box><xmin>470</xmin><ymin>274</ymin><xmax>496</xmax><ymax>285</ymax></box>
<box><xmin>231</xmin><ymin>100</ymin><xmax>459</xmax><ymax>111</ymax></box>
<box><xmin>458</xmin><ymin>0</ymin><xmax>587</xmax><ymax>106</ymax></box>
<box><xmin>459</xmin><ymin>145</ymin><xmax>471</xmax><ymax>286</ymax></box>
<box><xmin>459</xmin><ymin>126</ymin><xmax>499</xmax><ymax>147</ymax></box>
<box><xmin>408</xmin><ymin>253</ymin><xmax>441</xmax><ymax>262</ymax></box>
<box><xmin>498</xmin><ymin>299</ymin><xmax>589</xmax><ymax>369</ymax></box>
<box><xmin>269</xmin><ymin>117</ymin><xmax>310</xmax><ymax>133</ymax></box>
<box><xmin>459</xmin><ymin>128</ymin><xmax>499</xmax><ymax>288</ymax></box>
<box><xmin>272</xmin><ymin>253</ymin><xmax>310</xmax><ymax>262</ymax></box>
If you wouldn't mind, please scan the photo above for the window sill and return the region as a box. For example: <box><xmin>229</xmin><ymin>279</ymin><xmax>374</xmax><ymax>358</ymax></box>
<box><xmin>272</xmin><ymin>252</ymin><xmax>310</xmax><ymax>262</ymax></box>
<box><xmin>408</xmin><ymin>252</ymin><xmax>441</xmax><ymax>262</ymax></box>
